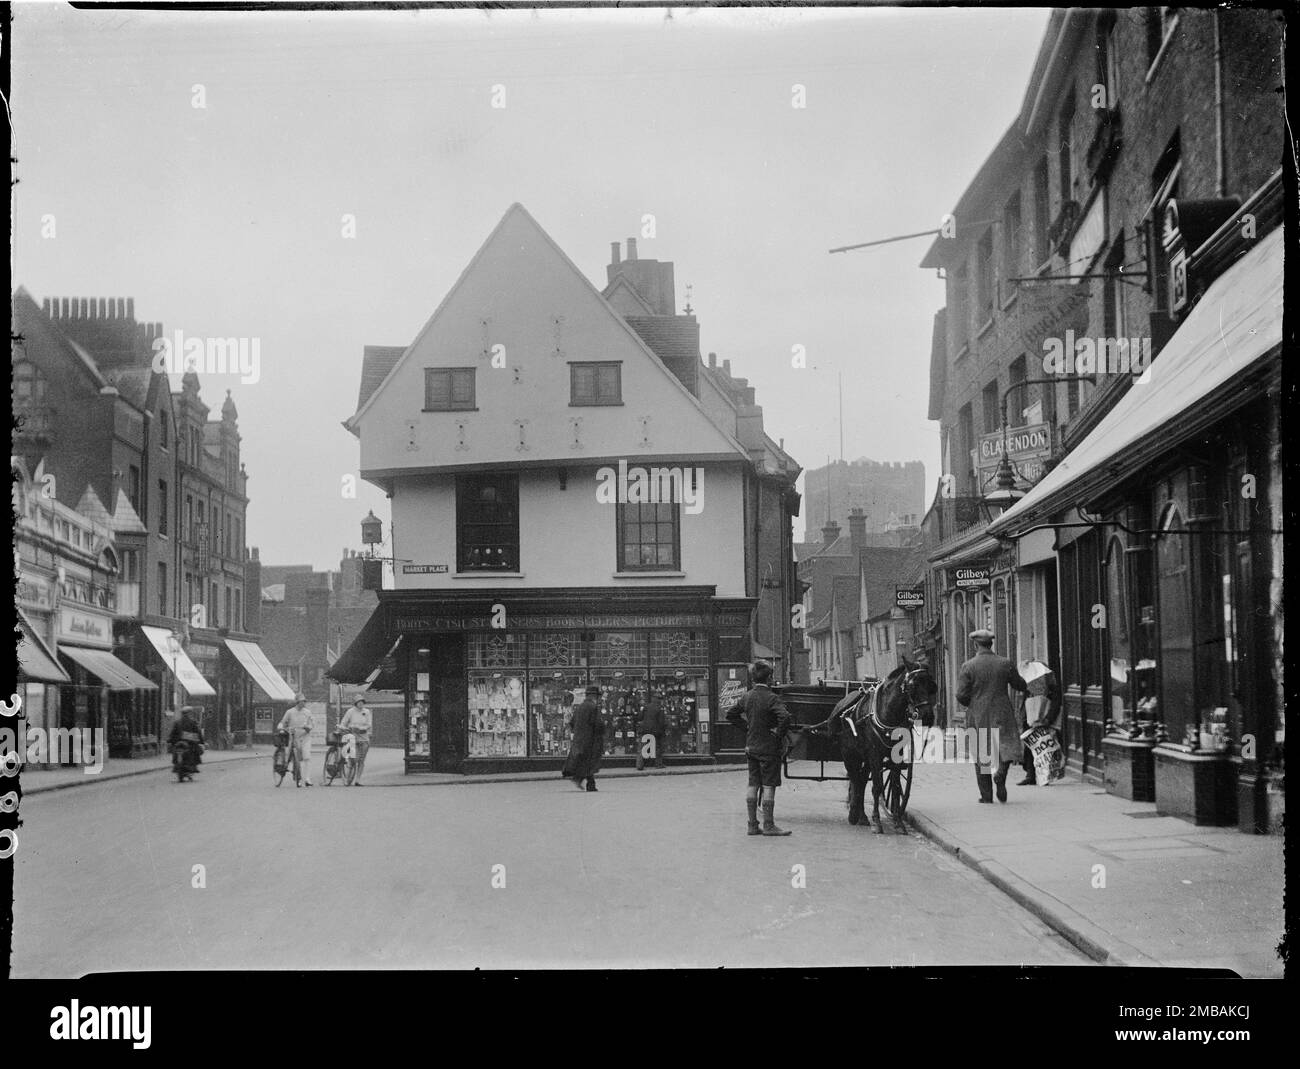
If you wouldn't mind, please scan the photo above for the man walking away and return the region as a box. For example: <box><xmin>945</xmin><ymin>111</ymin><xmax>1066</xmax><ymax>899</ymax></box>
<box><xmin>562</xmin><ymin>685</ymin><xmax>605</xmax><ymax>792</ymax></box>
<box><xmin>726</xmin><ymin>661</ymin><xmax>792</xmax><ymax>836</ymax></box>
<box><xmin>956</xmin><ymin>630</ymin><xmax>1029</xmax><ymax>804</ymax></box>
<box><xmin>636</xmin><ymin>692</ymin><xmax>666</xmax><ymax>771</ymax></box>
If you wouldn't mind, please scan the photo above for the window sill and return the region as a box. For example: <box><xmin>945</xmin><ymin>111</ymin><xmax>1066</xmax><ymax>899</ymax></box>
<box><xmin>422</xmin><ymin>407</ymin><xmax>479</xmax><ymax>413</ymax></box>
<box><xmin>453</xmin><ymin>572</ymin><xmax>525</xmax><ymax>579</ymax></box>
<box><xmin>976</xmin><ymin>316</ymin><xmax>995</xmax><ymax>340</ymax></box>
<box><xmin>568</xmin><ymin>401</ymin><xmax>625</xmax><ymax>408</ymax></box>
<box><xmin>612</xmin><ymin>571</ymin><xmax>686</xmax><ymax>579</ymax></box>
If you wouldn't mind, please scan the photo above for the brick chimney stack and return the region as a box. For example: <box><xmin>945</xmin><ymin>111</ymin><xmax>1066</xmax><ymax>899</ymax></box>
<box><xmin>848</xmin><ymin>508</ymin><xmax>867</xmax><ymax>557</ymax></box>
<box><xmin>821</xmin><ymin>519</ymin><xmax>841</xmax><ymax>548</ymax></box>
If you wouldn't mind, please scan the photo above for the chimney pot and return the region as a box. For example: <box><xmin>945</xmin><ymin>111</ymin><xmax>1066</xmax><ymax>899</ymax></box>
<box><xmin>626</xmin><ymin>237</ymin><xmax>638</xmax><ymax>261</ymax></box>
<box><xmin>99</xmin><ymin>298</ymin><xmax>108</xmax><ymax>319</ymax></box>
<box><xmin>722</xmin><ymin>359</ymin><xmax>731</xmax><ymax>375</ymax></box>
<box><xmin>708</xmin><ymin>352</ymin><xmax>717</xmax><ymax>368</ymax></box>
<box><xmin>126</xmin><ymin>297</ymin><xmax>135</xmax><ymax>320</ymax></box>
<box><xmin>610</xmin><ymin>241</ymin><xmax>620</xmax><ymax>265</ymax></box>
<box><xmin>821</xmin><ymin>519</ymin><xmax>841</xmax><ymax>547</ymax></box>
<box><xmin>41</xmin><ymin>298</ymin><xmax>50</xmax><ymax>315</ymax></box>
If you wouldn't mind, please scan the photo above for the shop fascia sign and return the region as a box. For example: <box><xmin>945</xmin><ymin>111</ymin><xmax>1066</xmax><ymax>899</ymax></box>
<box><xmin>393</xmin><ymin>611</ymin><xmax>717</xmax><ymax>632</ymax></box>
<box><xmin>57</xmin><ymin>606</ymin><xmax>113</xmax><ymax>648</ymax></box>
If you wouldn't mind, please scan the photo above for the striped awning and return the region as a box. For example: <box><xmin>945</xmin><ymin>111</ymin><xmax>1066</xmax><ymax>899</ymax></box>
<box><xmin>17</xmin><ymin>609</ymin><xmax>69</xmax><ymax>683</ymax></box>
<box><xmin>224</xmin><ymin>638</ymin><xmax>296</xmax><ymax>702</ymax></box>
<box><xmin>140</xmin><ymin>625</ymin><xmax>216</xmax><ymax>697</ymax></box>
<box><xmin>60</xmin><ymin>646</ymin><xmax>158</xmax><ymax>692</ymax></box>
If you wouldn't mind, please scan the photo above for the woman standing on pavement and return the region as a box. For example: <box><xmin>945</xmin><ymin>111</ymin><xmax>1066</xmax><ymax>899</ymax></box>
<box><xmin>338</xmin><ymin>696</ymin><xmax>373</xmax><ymax>786</ymax></box>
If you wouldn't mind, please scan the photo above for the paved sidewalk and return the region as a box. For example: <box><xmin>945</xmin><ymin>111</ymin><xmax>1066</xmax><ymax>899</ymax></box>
<box><xmin>17</xmin><ymin>745</ymin><xmax>744</xmax><ymax>794</ymax></box>
<box><xmin>900</xmin><ymin>758</ymin><xmax>1285</xmax><ymax>976</ymax></box>
<box><xmin>19</xmin><ymin>746</ymin><xmax>268</xmax><ymax>794</ymax></box>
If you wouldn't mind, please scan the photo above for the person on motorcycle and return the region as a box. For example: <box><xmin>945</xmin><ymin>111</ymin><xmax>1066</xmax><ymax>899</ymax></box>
<box><xmin>168</xmin><ymin>706</ymin><xmax>205</xmax><ymax>774</ymax></box>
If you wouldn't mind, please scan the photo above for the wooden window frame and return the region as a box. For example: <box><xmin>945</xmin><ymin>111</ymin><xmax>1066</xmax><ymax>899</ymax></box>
<box><xmin>456</xmin><ymin>473</ymin><xmax>520</xmax><ymax>572</ymax></box>
<box><xmin>616</xmin><ymin>501</ymin><xmax>681</xmax><ymax>572</ymax></box>
<box><xmin>569</xmin><ymin>361</ymin><xmax>623</xmax><ymax>407</ymax></box>
<box><xmin>424</xmin><ymin>367</ymin><xmax>477</xmax><ymax>412</ymax></box>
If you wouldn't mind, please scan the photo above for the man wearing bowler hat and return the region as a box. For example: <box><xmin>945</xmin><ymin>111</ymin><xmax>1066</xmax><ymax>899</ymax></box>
<box><xmin>562</xmin><ymin>685</ymin><xmax>606</xmax><ymax>792</ymax></box>
<box><xmin>956</xmin><ymin>629</ymin><xmax>1029</xmax><ymax>804</ymax></box>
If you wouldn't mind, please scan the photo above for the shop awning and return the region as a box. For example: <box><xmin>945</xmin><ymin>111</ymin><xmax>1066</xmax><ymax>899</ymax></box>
<box><xmin>140</xmin><ymin>625</ymin><xmax>217</xmax><ymax>697</ymax></box>
<box><xmin>60</xmin><ymin>646</ymin><xmax>158</xmax><ymax>692</ymax></box>
<box><xmin>224</xmin><ymin>638</ymin><xmax>297</xmax><ymax>702</ymax></box>
<box><xmin>17</xmin><ymin>608</ymin><xmax>70</xmax><ymax>683</ymax></box>
<box><xmin>751</xmin><ymin>640</ymin><xmax>780</xmax><ymax>661</ymax></box>
<box><xmin>327</xmin><ymin>605</ymin><xmax>392</xmax><ymax>684</ymax></box>
<box><xmin>991</xmin><ymin>226</ymin><xmax>1283</xmax><ymax>537</ymax></box>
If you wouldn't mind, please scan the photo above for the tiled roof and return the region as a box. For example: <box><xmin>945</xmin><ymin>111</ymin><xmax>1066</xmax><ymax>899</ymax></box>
<box><xmin>860</xmin><ymin>546</ymin><xmax>925</xmax><ymax>623</ymax></box>
<box><xmin>111</xmin><ymin>488</ymin><xmax>148</xmax><ymax>535</ymax></box>
<box><xmin>106</xmin><ymin>366</ymin><xmax>155</xmax><ymax>410</ymax></box>
<box><xmin>355</xmin><ymin>345</ymin><xmax>406</xmax><ymax>414</ymax></box>
<box><xmin>623</xmin><ymin>315</ymin><xmax>700</xmax><ymax>395</ymax></box>
<box><xmin>830</xmin><ymin>574</ymin><xmax>859</xmax><ymax>634</ymax></box>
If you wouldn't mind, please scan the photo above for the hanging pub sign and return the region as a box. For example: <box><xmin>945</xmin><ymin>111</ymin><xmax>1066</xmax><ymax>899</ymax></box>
<box><xmin>975</xmin><ymin>423</ymin><xmax>1052</xmax><ymax>489</ymax></box>
<box><xmin>953</xmin><ymin>567</ymin><xmax>990</xmax><ymax>590</ymax></box>
<box><xmin>895</xmin><ymin>587</ymin><xmax>925</xmax><ymax>610</ymax></box>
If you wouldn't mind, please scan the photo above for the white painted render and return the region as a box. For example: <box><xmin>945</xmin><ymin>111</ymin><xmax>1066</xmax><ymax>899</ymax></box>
<box><xmin>390</xmin><ymin>463</ymin><xmax>747</xmax><ymax>594</ymax></box>
<box><xmin>353</xmin><ymin>204</ymin><xmax>745</xmax><ymax>475</ymax></box>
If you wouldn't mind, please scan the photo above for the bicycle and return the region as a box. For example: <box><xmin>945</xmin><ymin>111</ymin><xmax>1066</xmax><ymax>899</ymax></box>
<box><xmin>322</xmin><ymin>728</ymin><xmax>358</xmax><ymax>786</ymax></box>
<box><xmin>272</xmin><ymin>729</ymin><xmax>302</xmax><ymax>788</ymax></box>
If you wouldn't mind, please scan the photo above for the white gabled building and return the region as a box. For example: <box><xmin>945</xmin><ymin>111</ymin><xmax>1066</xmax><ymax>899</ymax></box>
<box><xmin>333</xmin><ymin>204</ymin><xmax>801</xmax><ymax>773</ymax></box>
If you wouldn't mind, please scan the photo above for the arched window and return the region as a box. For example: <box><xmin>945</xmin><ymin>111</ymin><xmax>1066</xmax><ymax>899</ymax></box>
<box><xmin>1156</xmin><ymin>503</ymin><xmax>1194</xmax><ymax>745</ymax></box>
<box><xmin>1105</xmin><ymin>535</ymin><xmax>1131</xmax><ymax>726</ymax></box>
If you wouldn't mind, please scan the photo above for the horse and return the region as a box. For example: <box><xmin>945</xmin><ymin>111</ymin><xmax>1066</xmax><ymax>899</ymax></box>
<box><xmin>817</xmin><ymin>661</ymin><xmax>938</xmax><ymax>834</ymax></box>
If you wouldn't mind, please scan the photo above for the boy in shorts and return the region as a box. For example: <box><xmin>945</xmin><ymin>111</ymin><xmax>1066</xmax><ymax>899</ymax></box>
<box><xmin>726</xmin><ymin>661</ymin><xmax>793</xmax><ymax>836</ymax></box>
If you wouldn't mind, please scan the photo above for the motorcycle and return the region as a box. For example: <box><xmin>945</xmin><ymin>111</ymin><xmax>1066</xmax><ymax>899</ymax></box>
<box><xmin>171</xmin><ymin>731</ymin><xmax>204</xmax><ymax>783</ymax></box>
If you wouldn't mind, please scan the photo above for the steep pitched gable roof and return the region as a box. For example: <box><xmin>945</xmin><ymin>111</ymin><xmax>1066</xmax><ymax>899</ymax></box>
<box><xmin>111</xmin><ymin>488</ymin><xmax>148</xmax><ymax>535</ymax></box>
<box><xmin>859</xmin><ymin>546</ymin><xmax>925</xmax><ymax>623</ymax></box>
<box><xmin>345</xmin><ymin>203</ymin><xmax>751</xmax><ymax>460</ymax></box>
<box><xmin>12</xmin><ymin>287</ymin><xmax>107</xmax><ymax>390</ymax></box>
<box><xmin>601</xmin><ymin>274</ymin><xmax>657</xmax><ymax>316</ymax></box>
<box><xmin>356</xmin><ymin>345</ymin><xmax>405</xmax><ymax>414</ymax></box>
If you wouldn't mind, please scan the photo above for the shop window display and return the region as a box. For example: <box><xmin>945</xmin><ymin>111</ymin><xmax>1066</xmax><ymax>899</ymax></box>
<box><xmin>591</xmin><ymin>671</ymin><xmax>647</xmax><ymax>756</ymax></box>
<box><xmin>649</xmin><ymin>671</ymin><xmax>708</xmax><ymax>754</ymax></box>
<box><xmin>468</xmin><ymin>671</ymin><xmax>528</xmax><ymax>756</ymax></box>
<box><xmin>531</xmin><ymin>671</ymin><xmax>584</xmax><ymax>756</ymax></box>
<box><xmin>409</xmin><ymin>698</ymin><xmax>430</xmax><ymax>758</ymax></box>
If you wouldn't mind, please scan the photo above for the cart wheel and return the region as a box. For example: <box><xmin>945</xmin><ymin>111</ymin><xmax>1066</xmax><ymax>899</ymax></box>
<box><xmin>884</xmin><ymin>761</ymin><xmax>913</xmax><ymax>825</ymax></box>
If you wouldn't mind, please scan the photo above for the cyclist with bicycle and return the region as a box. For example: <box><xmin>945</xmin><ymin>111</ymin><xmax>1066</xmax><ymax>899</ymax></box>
<box><xmin>277</xmin><ymin>694</ymin><xmax>316</xmax><ymax>787</ymax></box>
<box><xmin>337</xmin><ymin>697</ymin><xmax>373</xmax><ymax>786</ymax></box>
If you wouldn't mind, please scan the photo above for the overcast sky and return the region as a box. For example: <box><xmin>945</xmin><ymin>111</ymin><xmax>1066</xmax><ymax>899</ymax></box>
<box><xmin>13</xmin><ymin>3</ymin><xmax>1050</xmax><ymax>568</ymax></box>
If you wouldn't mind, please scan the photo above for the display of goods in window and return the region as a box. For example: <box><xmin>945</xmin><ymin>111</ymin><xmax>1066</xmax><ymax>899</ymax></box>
<box><xmin>409</xmin><ymin>700</ymin><xmax>430</xmax><ymax>757</ymax></box>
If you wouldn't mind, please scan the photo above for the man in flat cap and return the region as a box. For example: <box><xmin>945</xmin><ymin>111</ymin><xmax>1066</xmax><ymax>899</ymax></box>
<box><xmin>562</xmin><ymin>685</ymin><xmax>606</xmax><ymax>792</ymax></box>
<box><xmin>956</xmin><ymin>629</ymin><xmax>1029</xmax><ymax>804</ymax></box>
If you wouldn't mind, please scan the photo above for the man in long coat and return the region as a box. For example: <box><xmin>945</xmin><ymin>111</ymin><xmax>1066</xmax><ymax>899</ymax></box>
<box><xmin>563</xmin><ymin>686</ymin><xmax>605</xmax><ymax>792</ymax></box>
<box><xmin>636</xmin><ymin>692</ymin><xmax>666</xmax><ymax>771</ymax></box>
<box><xmin>956</xmin><ymin>629</ymin><xmax>1029</xmax><ymax>804</ymax></box>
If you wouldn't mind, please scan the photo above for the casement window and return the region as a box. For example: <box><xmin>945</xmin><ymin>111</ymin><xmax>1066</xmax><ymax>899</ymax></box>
<box><xmin>158</xmin><ymin>480</ymin><xmax>169</xmax><ymax>535</ymax></box>
<box><xmin>982</xmin><ymin>379</ymin><xmax>1001</xmax><ymax>437</ymax></box>
<box><xmin>159</xmin><ymin>410</ymin><xmax>169</xmax><ymax>450</ymax></box>
<box><xmin>975</xmin><ymin>230</ymin><xmax>995</xmax><ymax>318</ymax></box>
<box><xmin>157</xmin><ymin>563</ymin><xmax>168</xmax><ymax>616</ymax></box>
<box><xmin>1147</xmin><ymin>132</ymin><xmax>1181</xmax><ymax>313</ymax></box>
<box><xmin>1033</xmin><ymin>157</ymin><xmax>1051</xmax><ymax>266</ymax></box>
<box><xmin>128</xmin><ymin>466</ymin><xmax>143</xmax><ymax>521</ymax></box>
<box><xmin>457</xmin><ymin>473</ymin><xmax>520</xmax><ymax>571</ymax></box>
<box><xmin>1058</xmin><ymin>90</ymin><xmax>1076</xmax><ymax>205</ymax></box>
<box><xmin>1007</xmin><ymin>356</ymin><xmax>1027</xmax><ymax>428</ymax></box>
<box><xmin>425</xmin><ymin>367</ymin><xmax>476</xmax><ymax>411</ymax></box>
<box><xmin>951</xmin><ymin>263</ymin><xmax>970</xmax><ymax>349</ymax></box>
<box><xmin>1097</xmin><ymin>13</ymin><xmax>1120</xmax><ymax>109</ymax></box>
<box><xmin>1002</xmin><ymin>193</ymin><xmax>1022</xmax><ymax>299</ymax></box>
<box><xmin>570</xmin><ymin>361</ymin><xmax>622</xmax><ymax>406</ymax></box>
<box><xmin>616</xmin><ymin>501</ymin><xmax>680</xmax><ymax>571</ymax></box>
